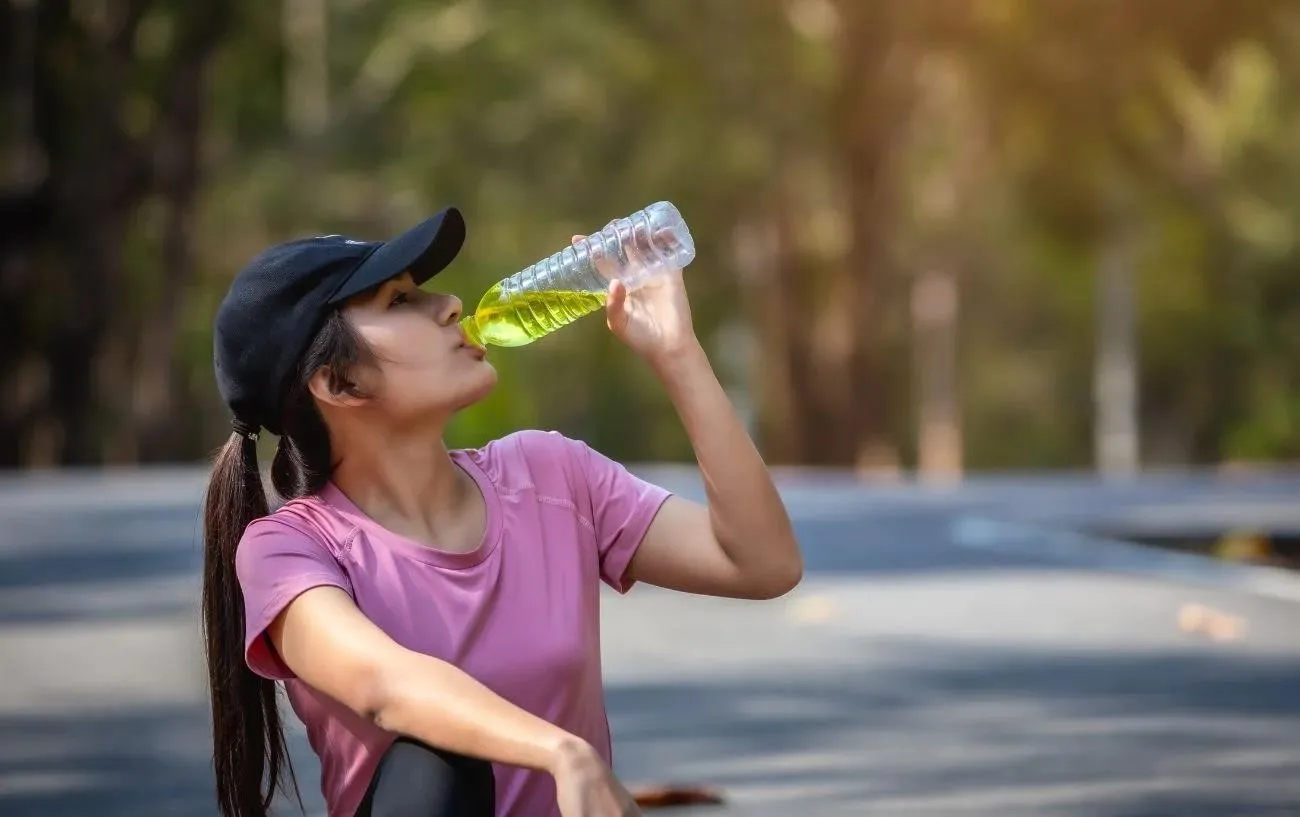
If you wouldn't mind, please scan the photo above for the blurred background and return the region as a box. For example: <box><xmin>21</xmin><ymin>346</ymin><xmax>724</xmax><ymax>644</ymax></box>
<box><xmin>4</xmin><ymin>1</ymin><xmax>1300</xmax><ymax>816</ymax></box>
<box><xmin>5</xmin><ymin>0</ymin><xmax>1300</xmax><ymax>474</ymax></box>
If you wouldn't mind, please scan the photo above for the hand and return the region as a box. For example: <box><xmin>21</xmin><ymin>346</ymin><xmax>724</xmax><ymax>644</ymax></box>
<box><xmin>570</xmin><ymin>233</ymin><xmax>698</xmax><ymax>362</ymax></box>
<box><xmin>551</xmin><ymin>738</ymin><xmax>642</xmax><ymax>817</ymax></box>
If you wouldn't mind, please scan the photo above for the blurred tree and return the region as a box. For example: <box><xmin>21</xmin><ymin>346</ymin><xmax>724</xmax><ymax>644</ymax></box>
<box><xmin>4</xmin><ymin>0</ymin><xmax>1300</xmax><ymax>471</ymax></box>
<box><xmin>1</xmin><ymin>0</ymin><xmax>230</xmax><ymax>465</ymax></box>
<box><xmin>942</xmin><ymin>0</ymin><xmax>1298</xmax><ymax>468</ymax></box>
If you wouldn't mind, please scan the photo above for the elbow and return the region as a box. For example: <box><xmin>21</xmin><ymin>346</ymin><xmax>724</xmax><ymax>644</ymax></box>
<box><xmin>767</xmin><ymin>560</ymin><xmax>805</xmax><ymax>599</ymax></box>
<box><xmin>748</xmin><ymin>551</ymin><xmax>804</xmax><ymax>600</ymax></box>
<box><xmin>350</xmin><ymin>662</ymin><xmax>397</xmax><ymax>728</ymax></box>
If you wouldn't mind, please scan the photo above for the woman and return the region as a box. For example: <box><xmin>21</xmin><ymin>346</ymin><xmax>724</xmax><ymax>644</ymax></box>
<box><xmin>202</xmin><ymin>206</ymin><xmax>802</xmax><ymax>817</ymax></box>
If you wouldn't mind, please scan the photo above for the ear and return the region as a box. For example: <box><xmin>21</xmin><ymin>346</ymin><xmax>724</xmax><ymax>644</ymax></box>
<box><xmin>307</xmin><ymin>365</ymin><xmax>370</xmax><ymax>408</ymax></box>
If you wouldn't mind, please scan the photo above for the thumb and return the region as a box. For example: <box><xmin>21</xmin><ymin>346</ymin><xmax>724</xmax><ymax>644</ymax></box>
<box><xmin>605</xmin><ymin>279</ymin><xmax>627</xmax><ymax>330</ymax></box>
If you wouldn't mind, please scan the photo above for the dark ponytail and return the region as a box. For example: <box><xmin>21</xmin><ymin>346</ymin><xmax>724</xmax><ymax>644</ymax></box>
<box><xmin>202</xmin><ymin>432</ymin><xmax>296</xmax><ymax>817</ymax></box>
<box><xmin>202</xmin><ymin>309</ymin><xmax>374</xmax><ymax>817</ymax></box>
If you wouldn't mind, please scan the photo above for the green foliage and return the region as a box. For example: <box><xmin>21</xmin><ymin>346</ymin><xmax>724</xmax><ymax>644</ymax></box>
<box><xmin>5</xmin><ymin>0</ymin><xmax>1300</xmax><ymax>468</ymax></box>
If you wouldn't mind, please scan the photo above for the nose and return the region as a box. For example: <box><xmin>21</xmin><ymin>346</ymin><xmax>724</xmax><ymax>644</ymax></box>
<box><xmin>436</xmin><ymin>293</ymin><xmax>463</xmax><ymax>326</ymax></box>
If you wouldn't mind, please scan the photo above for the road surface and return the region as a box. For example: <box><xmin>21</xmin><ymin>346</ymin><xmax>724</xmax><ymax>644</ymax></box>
<box><xmin>1</xmin><ymin>467</ymin><xmax>1299</xmax><ymax>816</ymax></box>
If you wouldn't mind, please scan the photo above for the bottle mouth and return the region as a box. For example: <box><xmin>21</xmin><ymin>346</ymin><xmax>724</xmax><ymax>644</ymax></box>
<box><xmin>459</xmin><ymin>316</ymin><xmax>485</xmax><ymax>349</ymax></box>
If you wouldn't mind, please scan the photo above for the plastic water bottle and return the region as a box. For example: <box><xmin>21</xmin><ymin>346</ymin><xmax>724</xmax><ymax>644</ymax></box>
<box><xmin>460</xmin><ymin>201</ymin><xmax>695</xmax><ymax>348</ymax></box>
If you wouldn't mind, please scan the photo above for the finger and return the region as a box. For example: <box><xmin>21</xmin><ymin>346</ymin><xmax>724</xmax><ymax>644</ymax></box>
<box><xmin>570</xmin><ymin>234</ymin><xmax>584</xmax><ymax>245</ymax></box>
<box><xmin>606</xmin><ymin>278</ymin><xmax>626</xmax><ymax>311</ymax></box>
<box><xmin>605</xmin><ymin>279</ymin><xmax>627</xmax><ymax>330</ymax></box>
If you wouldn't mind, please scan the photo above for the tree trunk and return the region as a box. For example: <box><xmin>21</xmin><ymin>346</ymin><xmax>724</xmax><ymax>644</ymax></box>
<box><xmin>32</xmin><ymin>0</ymin><xmax>146</xmax><ymax>465</ymax></box>
<box><xmin>828</xmin><ymin>0</ymin><xmax>909</xmax><ymax>471</ymax></box>
<box><xmin>734</xmin><ymin>182</ymin><xmax>817</xmax><ymax>464</ymax></box>
<box><xmin>0</xmin><ymin>0</ymin><xmax>49</xmax><ymax>465</ymax></box>
<box><xmin>912</xmin><ymin>268</ymin><xmax>962</xmax><ymax>481</ymax></box>
<box><xmin>130</xmin><ymin>0</ymin><xmax>231</xmax><ymax>462</ymax></box>
<box><xmin>1094</xmin><ymin>209</ymin><xmax>1140</xmax><ymax>476</ymax></box>
<box><xmin>737</xmin><ymin>2</ymin><xmax>910</xmax><ymax>467</ymax></box>
<box><xmin>0</xmin><ymin>0</ymin><xmax>231</xmax><ymax>465</ymax></box>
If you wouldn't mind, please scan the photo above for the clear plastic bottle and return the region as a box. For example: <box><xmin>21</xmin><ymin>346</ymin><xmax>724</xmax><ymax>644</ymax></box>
<box><xmin>460</xmin><ymin>201</ymin><xmax>695</xmax><ymax>348</ymax></box>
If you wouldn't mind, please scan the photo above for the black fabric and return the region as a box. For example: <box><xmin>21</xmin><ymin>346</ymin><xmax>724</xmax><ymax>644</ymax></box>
<box><xmin>230</xmin><ymin>417</ymin><xmax>260</xmax><ymax>440</ymax></box>
<box><xmin>213</xmin><ymin>208</ymin><xmax>465</xmax><ymax>436</ymax></box>
<box><xmin>355</xmin><ymin>738</ymin><xmax>496</xmax><ymax>817</ymax></box>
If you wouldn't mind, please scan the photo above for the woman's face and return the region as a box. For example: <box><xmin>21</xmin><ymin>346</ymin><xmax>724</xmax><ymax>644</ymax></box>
<box><xmin>336</xmin><ymin>272</ymin><xmax>496</xmax><ymax>425</ymax></box>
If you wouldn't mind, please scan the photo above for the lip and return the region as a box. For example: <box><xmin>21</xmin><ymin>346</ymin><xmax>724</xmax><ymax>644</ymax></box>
<box><xmin>455</xmin><ymin>324</ymin><xmax>482</xmax><ymax>355</ymax></box>
<box><xmin>458</xmin><ymin>339</ymin><xmax>487</xmax><ymax>360</ymax></box>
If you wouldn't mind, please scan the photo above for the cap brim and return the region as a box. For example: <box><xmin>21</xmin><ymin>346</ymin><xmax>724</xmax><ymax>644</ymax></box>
<box><xmin>326</xmin><ymin>207</ymin><xmax>466</xmax><ymax>304</ymax></box>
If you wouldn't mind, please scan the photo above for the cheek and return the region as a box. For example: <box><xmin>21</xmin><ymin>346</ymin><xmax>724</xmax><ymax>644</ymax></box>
<box><xmin>359</xmin><ymin>309</ymin><xmax>450</xmax><ymax>354</ymax></box>
<box><xmin>372</xmin><ymin>351</ymin><xmax>493</xmax><ymax>411</ymax></box>
<box><xmin>366</xmin><ymin>325</ymin><xmax>438</xmax><ymax>368</ymax></box>
<box><xmin>362</xmin><ymin>325</ymin><xmax>455</xmax><ymax>382</ymax></box>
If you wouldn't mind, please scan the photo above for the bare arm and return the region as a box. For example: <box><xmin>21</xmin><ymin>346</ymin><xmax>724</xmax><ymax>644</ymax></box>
<box><xmin>625</xmin><ymin>339</ymin><xmax>803</xmax><ymax>600</ymax></box>
<box><xmin>267</xmin><ymin>585</ymin><xmax>581</xmax><ymax>771</ymax></box>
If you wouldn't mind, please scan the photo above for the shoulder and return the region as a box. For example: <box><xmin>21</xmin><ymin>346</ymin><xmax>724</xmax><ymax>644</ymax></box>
<box><xmin>234</xmin><ymin>495</ymin><xmax>353</xmax><ymax>580</ymax></box>
<box><xmin>458</xmin><ymin>428</ymin><xmax>591</xmax><ymax>490</ymax></box>
<box><xmin>458</xmin><ymin>429</ymin><xmax>666</xmax><ymax>509</ymax></box>
<box><xmin>253</xmin><ymin>493</ymin><xmax>353</xmax><ymax>548</ymax></box>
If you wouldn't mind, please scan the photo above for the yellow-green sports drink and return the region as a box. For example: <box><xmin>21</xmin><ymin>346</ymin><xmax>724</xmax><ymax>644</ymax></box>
<box><xmin>461</xmin><ymin>201</ymin><xmax>694</xmax><ymax>348</ymax></box>
<box><xmin>461</xmin><ymin>287</ymin><xmax>609</xmax><ymax>348</ymax></box>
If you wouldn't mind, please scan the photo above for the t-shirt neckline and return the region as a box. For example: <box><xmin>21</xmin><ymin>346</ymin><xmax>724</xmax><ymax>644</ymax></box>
<box><xmin>319</xmin><ymin>449</ymin><xmax>503</xmax><ymax>570</ymax></box>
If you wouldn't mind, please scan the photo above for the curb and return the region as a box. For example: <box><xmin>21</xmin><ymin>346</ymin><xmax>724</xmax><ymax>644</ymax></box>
<box><xmin>949</xmin><ymin>514</ymin><xmax>1300</xmax><ymax>604</ymax></box>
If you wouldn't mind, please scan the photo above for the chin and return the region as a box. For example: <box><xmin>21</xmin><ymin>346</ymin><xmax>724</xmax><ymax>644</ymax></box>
<box><xmin>456</xmin><ymin>366</ymin><xmax>499</xmax><ymax>408</ymax></box>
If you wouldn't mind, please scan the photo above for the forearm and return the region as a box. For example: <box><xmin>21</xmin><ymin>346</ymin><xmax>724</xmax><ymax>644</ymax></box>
<box><xmin>373</xmin><ymin>649</ymin><xmax>583</xmax><ymax>774</ymax></box>
<box><xmin>649</xmin><ymin>340</ymin><xmax>801</xmax><ymax>584</ymax></box>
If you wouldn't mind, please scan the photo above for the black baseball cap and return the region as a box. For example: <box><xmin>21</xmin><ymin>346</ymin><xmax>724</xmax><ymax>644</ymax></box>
<box><xmin>214</xmin><ymin>207</ymin><xmax>465</xmax><ymax>438</ymax></box>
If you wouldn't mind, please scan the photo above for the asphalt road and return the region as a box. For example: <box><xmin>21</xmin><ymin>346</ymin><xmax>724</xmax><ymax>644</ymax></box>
<box><xmin>1</xmin><ymin>467</ymin><xmax>1299</xmax><ymax>817</ymax></box>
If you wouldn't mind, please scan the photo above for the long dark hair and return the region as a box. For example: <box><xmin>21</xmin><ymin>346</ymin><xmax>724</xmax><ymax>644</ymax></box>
<box><xmin>201</xmin><ymin>309</ymin><xmax>375</xmax><ymax>817</ymax></box>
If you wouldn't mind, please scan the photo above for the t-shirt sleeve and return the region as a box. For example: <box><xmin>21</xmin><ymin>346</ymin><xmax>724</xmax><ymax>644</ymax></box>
<box><xmin>572</xmin><ymin>438</ymin><xmax>673</xmax><ymax>594</ymax></box>
<box><xmin>234</xmin><ymin>518</ymin><xmax>352</xmax><ymax>680</ymax></box>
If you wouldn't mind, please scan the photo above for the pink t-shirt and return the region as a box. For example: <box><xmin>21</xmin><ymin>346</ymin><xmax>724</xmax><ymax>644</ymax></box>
<box><xmin>234</xmin><ymin>429</ymin><xmax>672</xmax><ymax>817</ymax></box>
